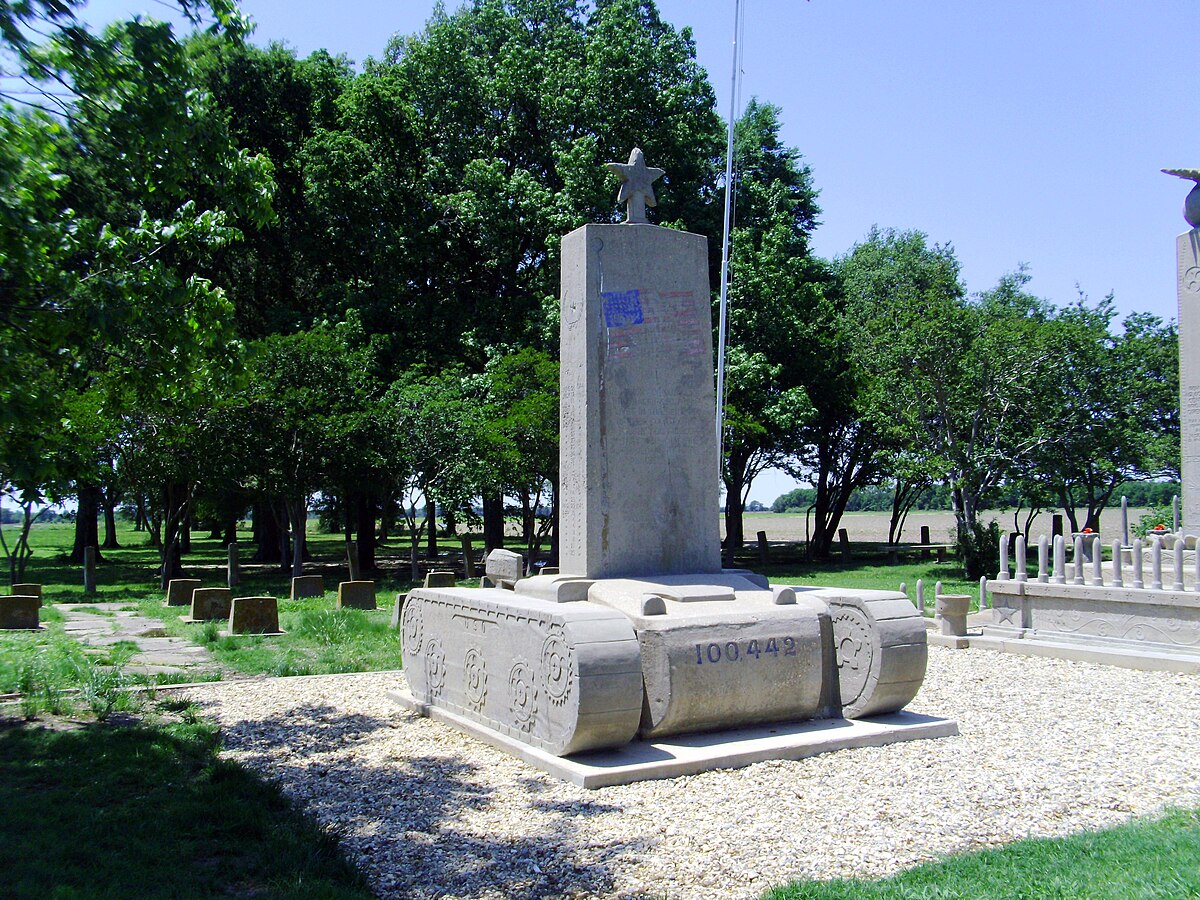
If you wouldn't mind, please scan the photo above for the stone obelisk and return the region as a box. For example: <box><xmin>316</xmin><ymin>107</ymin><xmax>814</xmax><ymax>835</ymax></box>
<box><xmin>1166</xmin><ymin>169</ymin><xmax>1200</xmax><ymax>531</ymax></box>
<box><xmin>558</xmin><ymin>149</ymin><xmax>721</xmax><ymax>579</ymax></box>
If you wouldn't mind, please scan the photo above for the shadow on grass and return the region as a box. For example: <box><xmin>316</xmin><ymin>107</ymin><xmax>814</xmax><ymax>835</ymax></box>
<box><xmin>0</xmin><ymin>717</ymin><xmax>372</xmax><ymax>898</ymax></box>
<box><xmin>206</xmin><ymin>702</ymin><xmax>642</xmax><ymax>898</ymax></box>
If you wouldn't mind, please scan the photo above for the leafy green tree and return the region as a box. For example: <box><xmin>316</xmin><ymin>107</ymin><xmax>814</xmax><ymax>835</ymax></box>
<box><xmin>719</xmin><ymin>99</ymin><xmax>839</xmax><ymax>555</ymax></box>
<box><xmin>472</xmin><ymin>348</ymin><xmax>560</xmax><ymax>563</ymax></box>
<box><xmin>840</xmin><ymin>231</ymin><xmax>1060</xmax><ymax>575</ymax></box>
<box><xmin>1014</xmin><ymin>300</ymin><xmax>1179</xmax><ymax>533</ymax></box>
<box><xmin>1</xmin><ymin>0</ymin><xmax>273</xmax><ymax>576</ymax></box>
<box><xmin>375</xmin><ymin>0</ymin><xmax>724</xmax><ymax>365</ymax></box>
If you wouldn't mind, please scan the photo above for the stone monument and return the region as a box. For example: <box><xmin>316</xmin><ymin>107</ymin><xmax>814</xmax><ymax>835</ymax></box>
<box><xmin>1165</xmin><ymin>168</ymin><xmax>1200</xmax><ymax>531</ymax></box>
<box><xmin>396</xmin><ymin>150</ymin><xmax>943</xmax><ymax>785</ymax></box>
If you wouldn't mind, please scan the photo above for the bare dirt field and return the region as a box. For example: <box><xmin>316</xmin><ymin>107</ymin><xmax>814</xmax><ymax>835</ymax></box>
<box><xmin>742</xmin><ymin>508</ymin><xmax>1154</xmax><ymax>546</ymax></box>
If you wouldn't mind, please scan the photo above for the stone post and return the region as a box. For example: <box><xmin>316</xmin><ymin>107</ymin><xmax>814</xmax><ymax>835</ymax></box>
<box><xmin>1073</xmin><ymin>536</ymin><xmax>1085</xmax><ymax>585</ymax></box>
<box><xmin>979</xmin><ymin>575</ymin><xmax>989</xmax><ymax>609</ymax></box>
<box><xmin>1111</xmin><ymin>540</ymin><xmax>1124</xmax><ymax>587</ymax></box>
<box><xmin>838</xmin><ymin>528</ymin><xmax>852</xmax><ymax>564</ymax></box>
<box><xmin>1173</xmin><ymin>538</ymin><xmax>1186</xmax><ymax>590</ymax></box>
<box><xmin>83</xmin><ymin>546</ymin><xmax>97</xmax><ymax>595</ymax></box>
<box><xmin>227</xmin><ymin>542</ymin><xmax>240</xmax><ymax>588</ymax></box>
<box><xmin>1150</xmin><ymin>540</ymin><xmax>1164</xmax><ymax>590</ymax></box>
<box><xmin>1037</xmin><ymin>535</ymin><xmax>1049</xmax><ymax>583</ymax></box>
<box><xmin>1121</xmin><ymin>495</ymin><xmax>1130</xmax><ymax>546</ymax></box>
<box><xmin>915</xmin><ymin>579</ymin><xmax>925</xmax><ymax>612</ymax></box>
<box><xmin>998</xmin><ymin>533</ymin><xmax>1010</xmax><ymax>580</ymax></box>
<box><xmin>1015</xmin><ymin>536</ymin><xmax>1027</xmax><ymax>582</ymax></box>
<box><xmin>1132</xmin><ymin>538</ymin><xmax>1145</xmax><ymax>589</ymax></box>
<box><xmin>461</xmin><ymin>536</ymin><xmax>476</xmax><ymax>579</ymax></box>
<box><xmin>346</xmin><ymin>541</ymin><xmax>361</xmax><ymax>582</ymax></box>
<box><xmin>1052</xmin><ymin>534</ymin><xmax>1065</xmax><ymax>584</ymax></box>
<box><xmin>757</xmin><ymin>530</ymin><xmax>770</xmax><ymax>566</ymax></box>
<box><xmin>1091</xmin><ymin>550</ymin><xmax>1104</xmax><ymax>587</ymax></box>
<box><xmin>920</xmin><ymin>525</ymin><xmax>932</xmax><ymax>559</ymax></box>
<box><xmin>1051</xmin><ymin>514</ymin><xmax>1063</xmax><ymax>539</ymax></box>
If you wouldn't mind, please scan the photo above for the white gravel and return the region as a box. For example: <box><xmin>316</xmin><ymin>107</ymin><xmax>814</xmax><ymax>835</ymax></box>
<box><xmin>178</xmin><ymin>648</ymin><xmax>1200</xmax><ymax>899</ymax></box>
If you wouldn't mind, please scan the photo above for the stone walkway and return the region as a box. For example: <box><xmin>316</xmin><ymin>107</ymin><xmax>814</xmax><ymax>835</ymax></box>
<box><xmin>57</xmin><ymin>603</ymin><xmax>223</xmax><ymax>679</ymax></box>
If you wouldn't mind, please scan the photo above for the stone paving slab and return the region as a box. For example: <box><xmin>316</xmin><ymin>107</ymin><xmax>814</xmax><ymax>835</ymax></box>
<box><xmin>56</xmin><ymin>603</ymin><xmax>222</xmax><ymax>677</ymax></box>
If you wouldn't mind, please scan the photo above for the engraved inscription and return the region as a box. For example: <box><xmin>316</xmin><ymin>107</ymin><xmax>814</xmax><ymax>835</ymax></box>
<box><xmin>693</xmin><ymin>636</ymin><xmax>796</xmax><ymax>664</ymax></box>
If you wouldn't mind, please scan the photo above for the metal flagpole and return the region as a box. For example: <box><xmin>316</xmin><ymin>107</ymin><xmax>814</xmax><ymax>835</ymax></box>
<box><xmin>715</xmin><ymin>0</ymin><xmax>744</xmax><ymax>475</ymax></box>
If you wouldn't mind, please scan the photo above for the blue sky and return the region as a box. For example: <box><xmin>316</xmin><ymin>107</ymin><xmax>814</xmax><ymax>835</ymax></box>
<box><xmin>75</xmin><ymin>1</ymin><xmax>1200</xmax><ymax>502</ymax></box>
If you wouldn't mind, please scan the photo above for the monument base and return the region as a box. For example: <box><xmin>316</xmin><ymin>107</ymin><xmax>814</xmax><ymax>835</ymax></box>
<box><xmin>390</xmin><ymin>686</ymin><xmax>958</xmax><ymax>789</ymax></box>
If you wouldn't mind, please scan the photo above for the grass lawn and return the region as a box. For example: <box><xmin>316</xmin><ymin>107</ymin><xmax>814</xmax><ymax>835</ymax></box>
<box><xmin>762</xmin><ymin>559</ymin><xmax>980</xmax><ymax>613</ymax></box>
<box><xmin>0</xmin><ymin>704</ymin><xmax>371</xmax><ymax>898</ymax></box>
<box><xmin>763</xmin><ymin>807</ymin><xmax>1200</xmax><ymax>899</ymax></box>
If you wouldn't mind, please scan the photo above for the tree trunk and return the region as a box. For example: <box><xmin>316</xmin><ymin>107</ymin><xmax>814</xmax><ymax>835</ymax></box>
<box><xmin>483</xmin><ymin>491</ymin><xmax>505</xmax><ymax>552</ymax></box>
<box><xmin>179</xmin><ymin>510</ymin><xmax>192</xmax><ymax>555</ymax></box>
<box><xmin>221</xmin><ymin>518</ymin><xmax>237</xmax><ymax>546</ymax></box>
<box><xmin>101</xmin><ymin>487</ymin><xmax>121</xmax><ymax>549</ymax></box>
<box><xmin>134</xmin><ymin>495</ymin><xmax>148</xmax><ymax>532</ymax></box>
<box><xmin>356</xmin><ymin>493</ymin><xmax>377</xmax><ymax>572</ymax></box>
<box><xmin>288</xmin><ymin>496</ymin><xmax>307</xmax><ymax>578</ymax></box>
<box><xmin>722</xmin><ymin>465</ymin><xmax>747</xmax><ymax>566</ymax></box>
<box><xmin>425</xmin><ymin>500</ymin><xmax>439</xmax><ymax>558</ymax></box>
<box><xmin>70</xmin><ymin>484</ymin><xmax>103</xmax><ymax>564</ymax></box>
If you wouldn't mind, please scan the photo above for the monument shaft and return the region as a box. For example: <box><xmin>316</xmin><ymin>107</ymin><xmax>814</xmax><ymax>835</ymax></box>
<box><xmin>559</xmin><ymin>223</ymin><xmax>721</xmax><ymax>579</ymax></box>
<box><xmin>1180</xmin><ymin>229</ymin><xmax>1200</xmax><ymax>531</ymax></box>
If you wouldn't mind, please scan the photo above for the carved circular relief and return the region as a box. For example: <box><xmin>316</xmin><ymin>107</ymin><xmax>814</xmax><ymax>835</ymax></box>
<box><xmin>540</xmin><ymin>627</ymin><xmax>574</xmax><ymax>707</ymax></box>
<box><xmin>463</xmin><ymin>647</ymin><xmax>488</xmax><ymax>710</ymax></box>
<box><xmin>1185</xmin><ymin>266</ymin><xmax>1200</xmax><ymax>295</ymax></box>
<box><xmin>831</xmin><ymin>607</ymin><xmax>873</xmax><ymax>705</ymax></box>
<box><xmin>401</xmin><ymin>599</ymin><xmax>423</xmax><ymax>656</ymax></box>
<box><xmin>425</xmin><ymin>638</ymin><xmax>446</xmax><ymax>696</ymax></box>
<box><xmin>508</xmin><ymin>659</ymin><xmax>538</xmax><ymax>731</ymax></box>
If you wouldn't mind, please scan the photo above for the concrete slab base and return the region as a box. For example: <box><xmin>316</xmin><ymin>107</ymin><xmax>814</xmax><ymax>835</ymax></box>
<box><xmin>390</xmin><ymin>687</ymin><xmax>958</xmax><ymax>789</ymax></box>
<box><xmin>927</xmin><ymin>633</ymin><xmax>971</xmax><ymax>649</ymax></box>
<box><xmin>970</xmin><ymin>632</ymin><xmax>1200</xmax><ymax>674</ymax></box>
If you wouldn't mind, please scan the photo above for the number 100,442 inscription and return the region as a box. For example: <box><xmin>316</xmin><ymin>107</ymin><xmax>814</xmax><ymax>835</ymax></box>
<box><xmin>694</xmin><ymin>637</ymin><xmax>796</xmax><ymax>665</ymax></box>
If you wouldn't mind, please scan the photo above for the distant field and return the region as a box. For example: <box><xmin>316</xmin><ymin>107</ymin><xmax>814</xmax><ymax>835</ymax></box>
<box><xmin>741</xmin><ymin>508</ymin><xmax>1154</xmax><ymax>546</ymax></box>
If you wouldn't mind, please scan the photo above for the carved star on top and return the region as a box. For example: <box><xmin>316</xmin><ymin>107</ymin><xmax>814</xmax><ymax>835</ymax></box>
<box><xmin>606</xmin><ymin>147</ymin><xmax>665</xmax><ymax>224</ymax></box>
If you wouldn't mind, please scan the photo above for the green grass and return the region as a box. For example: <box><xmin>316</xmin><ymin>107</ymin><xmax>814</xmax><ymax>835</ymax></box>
<box><xmin>0</xmin><ymin>709</ymin><xmax>372</xmax><ymax>898</ymax></box>
<box><xmin>763</xmin><ymin>807</ymin><xmax>1200</xmax><ymax>899</ymax></box>
<box><xmin>763</xmin><ymin>560</ymin><xmax>980</xmax><ymax>613</ymax></box>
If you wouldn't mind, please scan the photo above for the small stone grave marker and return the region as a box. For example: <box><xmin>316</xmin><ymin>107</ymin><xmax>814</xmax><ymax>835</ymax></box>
<box><xmin>229</xmin><ymin>596</ymin><xmax>283</xmax><ymax>634</ymax></box>
<box><xmin>189</xmin><ymin>587</ymin><xmax>233</xmax><ymax>621</ymax></box>
<box><xmin>484</xmin><ymin>549</ymin><xmax>523</xmax><ymax>589</ymax></box>
<box><xmin>291</xmin><ymin>575</ymin><xmax>324</xmax><ymax>600</ymax></box>
<box><xmin>337</xmin><ymin>580</ymin><xmax>376</xmax><ymax>610</ymax></box>
<box><xmin>11</xmin><ymin>583</ymin><xmax>42</xmax><ymax>607</ymax></box>
<box><xmin>423</xmin><ymin>570</ymin><xmax>456</xmax><ymax>588</ymax></box>
<box><xmin>0</xmin><ymin>595</ymin><xmax>40</xmax><ymax>630</ymax></box>
<box><xmin>166</xmin><ymin>579</ymin><xmax>202</xmax><ymax>607</ymax></box>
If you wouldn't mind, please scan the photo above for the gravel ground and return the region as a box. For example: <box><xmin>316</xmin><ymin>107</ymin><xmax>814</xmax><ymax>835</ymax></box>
<box><xmin>179</xmin><ymin>648</ymin><xmax>1200</xmax><ymax>899</ymax></box>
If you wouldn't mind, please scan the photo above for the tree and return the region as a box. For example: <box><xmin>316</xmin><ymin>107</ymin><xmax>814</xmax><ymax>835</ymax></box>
<box><xmin>840</xmin><ymin>231</ymin><xmax>1058</xmax><ymax>576</ymax></box>
<box><xmin>472</xmin><ymin>348</ymin><xmax>560</xmax><ymax>565</ymax></box>
<box><xmin>1015</xmin><ymin>300</ymin><xmax>1179</xmax><ymax>533</ymax></box>
<box><xmin>718</xmin><ymin>99</ymin><xmax>828</xmax><ymax>555</ymax></box>
<box><xmin>1</xmin><ymin>0</ymin><xmax>273</xmax><ymax>577</ymax></box>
